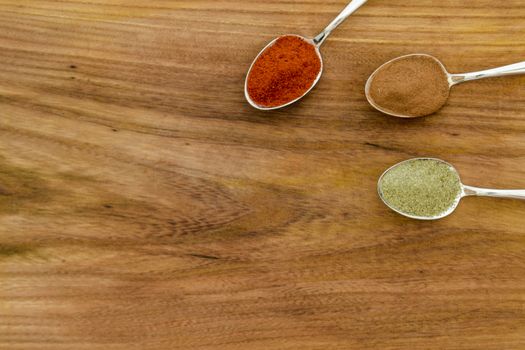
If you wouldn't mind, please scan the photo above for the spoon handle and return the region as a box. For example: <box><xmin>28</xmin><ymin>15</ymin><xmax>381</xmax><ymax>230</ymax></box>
<box><xmin>313</xmin><ymin>0</ymin><xmax>368</xmax><ymax>47</ymax></box>
<box><xmin>463</xmin><ymin>185</ymin><xmax>525</xmax><ymax>200</ymax></box>
<box><xmin>450</xmin><ymin>61</ymin><xmax>525</xmax><ymax>85</ymax></box>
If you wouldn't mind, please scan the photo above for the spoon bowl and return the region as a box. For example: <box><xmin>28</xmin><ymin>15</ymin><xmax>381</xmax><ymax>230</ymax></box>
<box><xmin>377</xmin><ymin>158</ymin><xmax>462</xmax><ymax>220</ymax></box>
<box><xmin>378</xmin><ymin>158</ymin><xmax>525</xmax><ymax>220</ymax></box>
<box><xmin>244</xmin><ymin>35</ymin><xmax>323</xmax><ymax>111</ymax></box>
<box><xmin>365</xmin><ymin>54</ymin><xmax>450</xmax><ymax>118</ymax></box>
<box><xmin>366</xmin><ymin>54</ymin><xmax>525</xmax><ymax>118</ymax></box>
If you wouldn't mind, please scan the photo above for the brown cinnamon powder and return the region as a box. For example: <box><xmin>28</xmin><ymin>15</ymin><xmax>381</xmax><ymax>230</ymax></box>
<box><xmin>368</xmin><ymin>55</ymin><xmax>450</xmax><ymax>117</ymax></box>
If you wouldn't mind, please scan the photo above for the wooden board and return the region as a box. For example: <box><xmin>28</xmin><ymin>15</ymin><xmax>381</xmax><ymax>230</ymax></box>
<box><xmin>1</xmin><ymin>1</ymin><xmax>524</xmax><ymax>349</ymax></box>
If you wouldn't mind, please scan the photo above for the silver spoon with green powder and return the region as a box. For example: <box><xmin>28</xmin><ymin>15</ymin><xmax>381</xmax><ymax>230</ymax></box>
<box><xmin>378</xmin><ymin>158</ymin><xmax>525</xmax><ymax>220</ymax></box>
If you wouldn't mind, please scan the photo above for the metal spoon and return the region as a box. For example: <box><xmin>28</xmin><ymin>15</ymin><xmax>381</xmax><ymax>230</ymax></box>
<box><xmin>366</xmin><ymin>54</ymin><xmax>525</xmax><ymax>118</ymax></box>
<box><xmin>245</xmin><ymin>0</ymin><xmax>368</xmax><ymax>111</ymax></box>
<box><xmin>378</xmin><ymin>158</ymin><xmax>525</xmax><ymax>220</ymax></box>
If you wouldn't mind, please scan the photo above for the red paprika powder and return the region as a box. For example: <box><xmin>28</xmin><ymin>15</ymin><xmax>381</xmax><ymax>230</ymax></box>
<box><xmin>246</xmin><ymin>35</ymin><xmax>322</xmax><ymax>108</ymax></box>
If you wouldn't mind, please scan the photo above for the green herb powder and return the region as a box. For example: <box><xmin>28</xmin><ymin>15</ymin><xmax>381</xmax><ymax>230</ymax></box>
<box><xmin>379</xmin><ymin>159</ymin><xmax>461</xmax><ymax>218</ymax></box>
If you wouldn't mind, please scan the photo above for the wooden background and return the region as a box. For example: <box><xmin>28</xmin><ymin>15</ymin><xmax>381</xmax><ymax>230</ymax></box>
<box><xmin>0</xmin><ymin>1</ymin><xmax>524</xmax><ymax>349</ymax></box>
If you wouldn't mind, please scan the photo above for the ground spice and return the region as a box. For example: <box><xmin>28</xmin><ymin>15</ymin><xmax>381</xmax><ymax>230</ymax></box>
<box><xmin>247</xmin><ymin>35</ymin><xmax>322</xmax><ymax>108</ymax></box>
<box><xmin>368</xmin><ymin>55</ymin><xmax>450</xmax><ymax>117</ymax></box>
<box><xmin>379</xmin><ymin>159</ymin><xmax>461</xmax><ymax>218</ymax></box>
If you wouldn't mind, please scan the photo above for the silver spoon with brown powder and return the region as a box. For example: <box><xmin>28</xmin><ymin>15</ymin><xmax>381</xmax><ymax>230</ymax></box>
<box><xmin>378</xmin><ymin>158</ymin><xmax>525</xmax><ymax>220</ymax></box>
<box><xmin>365</xmin><ymin>54</ymin><xmax>525</xmax><ymax>118</ymax></box>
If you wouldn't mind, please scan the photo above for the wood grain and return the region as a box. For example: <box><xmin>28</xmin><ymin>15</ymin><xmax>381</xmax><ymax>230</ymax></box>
<box><xmin>0</xmin><ymin>1</ymin><xmax>524</xmax><ymax>349</ymax></box>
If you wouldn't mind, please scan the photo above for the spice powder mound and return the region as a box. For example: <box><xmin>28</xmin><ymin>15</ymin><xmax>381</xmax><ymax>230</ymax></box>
<box><xmin>247</xmin><ymin>35</ymin><xmax>322</xmax><ymax>108</ymax></box>
<box><xmin>379</xmin><ymin>159</ymin><xmax>462</xmax><ymax>218</ymax></box>
<box><xmin>368</xmin><ymin>55</ymin><xmax>450</xmax><ymax>117</ymax></box>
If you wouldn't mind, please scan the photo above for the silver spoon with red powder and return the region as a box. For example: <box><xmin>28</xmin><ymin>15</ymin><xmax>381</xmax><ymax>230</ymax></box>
<box><xmin>245</xmin><ymin>0</ymin><xmax>368</xmax><ymax>111</ymax></box>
